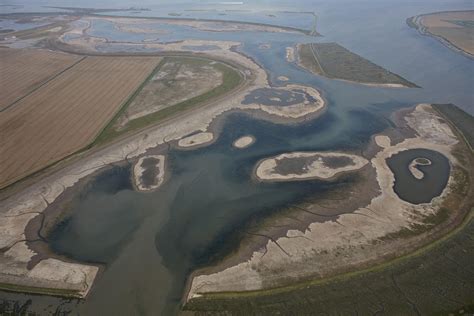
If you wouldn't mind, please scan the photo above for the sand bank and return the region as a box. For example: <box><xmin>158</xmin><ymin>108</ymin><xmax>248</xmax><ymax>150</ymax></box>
<box><xmin>186</xmin><ymin>104</ymin><xmax>465</xmax><ymax>300</ymax></box>
<box><xmin>255</xmin><ymin>152</ymin><xmax>368</xmax><ymax>181</ymax></box>
<box><xmin>408</xmin><ymin>157</ymin><xmax>432</xmax><ymax>180</ymax></box>
<box><xmin>233</xmin><ymin>135</ymin><xmax>255</xmax><ymax>149</ymax></box>
<box><xmin>178</xmin><ymin>132</ymin><xmax>214</xmax><ymax>148</ymax></box>
<box><xmin>133</xmin><ymin>155</ymin><xmax>165</xmax><ymax>191</ymax></box>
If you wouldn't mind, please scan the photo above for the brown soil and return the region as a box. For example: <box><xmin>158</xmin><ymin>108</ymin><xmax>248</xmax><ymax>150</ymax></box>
<box><xmin>0</xmin><ymin>55</ymin><xmax>160</xmax><ymax>189</ymax></box>
<box><xmin>0</xmin><ymin>47</ymin><xmax>82</xmax><ymax>111</ymax></box>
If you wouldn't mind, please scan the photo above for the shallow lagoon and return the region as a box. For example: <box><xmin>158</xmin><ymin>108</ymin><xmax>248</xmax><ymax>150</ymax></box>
<box><xmin>0</xmin><ymin>0</ymin><xmax>473</xmax><ymax>314</ymax></box>
<box><xmin>387</xmin><ymin>148</ymin><xmax>450</xmax><ymax>204</ymax></box>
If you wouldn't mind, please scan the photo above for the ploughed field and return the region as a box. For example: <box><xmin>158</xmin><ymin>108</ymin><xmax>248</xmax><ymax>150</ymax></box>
<box><xmin>298</xmin><ymin>43</ymin><xmax>417</xmax><ymax>87</ymax></box>
<box><xmin>0</xmin><ymin>48</ymin><xmax>82</xmax><ymax>111</ymax></box>
<box><xmin>409</xmin><ymin>10</ymin><xmax>474</xmax><ymax>56</ymax></box>
<box><xmin>0</xmin><ymin>55</ymin><xmax>160</xmax><ymax>189</ymax></box>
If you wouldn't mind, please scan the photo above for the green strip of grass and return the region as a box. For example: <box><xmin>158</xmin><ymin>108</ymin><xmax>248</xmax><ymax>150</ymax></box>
<box><xmin>0</xmin><ymin>282</ymin><xmax>81</xmax><ymax>298</ymax></box>
<box><xmin>93</xmin><ymin>56</ymin><xmax>242</xmax><ymax>146</ymax></box>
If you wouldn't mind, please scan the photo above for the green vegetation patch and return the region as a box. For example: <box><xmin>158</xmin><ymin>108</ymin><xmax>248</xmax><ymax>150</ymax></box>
<box><xmin>94</xmin><ymin>56</ymin><xmax>242</xmax><ymax>146</ymax></box>
<box><xmin>0</xmin><ymin>282</ymin><xmax>81</xmax><ymax>298</ymax></box>
<box><xmin>299</xmin><ymin>42</ymin><xmax>418</xmax><ymax>87</ymax></box>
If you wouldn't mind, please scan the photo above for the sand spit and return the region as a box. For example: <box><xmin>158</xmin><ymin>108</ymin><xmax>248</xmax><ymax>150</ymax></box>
<box><xmin>99</xmin><ymin>16</ymin><xmax>304</xmax><ymax>35</ymax></box>
<box><xmin>233</xmin><ymin>135</ymin><xmax>255</xmax><ymax>149</ymax></box>
<box><xmin>255</xmin><ymin>152</ymin><xmax>368</xmax><ymax>181</ymax></box>
<box><xmin>133</xmin><ymin>155</ymin><xmax>165</xmax><ymax>191</ymax></box>
<box><xmin>277</xmin><ymin>76</ymin><xmax>289</xmax><ymax>81</ymax></box>
<box><xmin>408</xmin><ymin>157</ymin><xmax>432</xmax><ymax>180</ymax></box>
<box><xmin>374</xmin><ymin>135</ymin><xmax>391</xmax><ymax>148</ymax></box>
<box><xmin>186</xmin><ymin>104</ymin><xmax>463</xmax><ymax>300</ymax></box>
<box><xmin>178</xmin><ymin>132</ymin><xmax>214</xmax><ymax>148</ymax></box>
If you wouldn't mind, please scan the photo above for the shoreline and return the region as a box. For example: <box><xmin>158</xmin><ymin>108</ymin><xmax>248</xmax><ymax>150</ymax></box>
<box><xmin>0</xmin><ymin>23</ymin><xmax>330</xmax><ymax>298</ymax></box>
<box><xmin>253</xmin><ymin>152</ymin><xmax>368</xmax><ymax>182</ymax></box>
<box><xmin>407</xmin><ymin>11</ymin><xmax>474</xmax><ymax>59</ymax></box>
<box><xmin>184</xmin><ymin>104</ymin><xmax>473</xmax><ymax>303</ymax></box>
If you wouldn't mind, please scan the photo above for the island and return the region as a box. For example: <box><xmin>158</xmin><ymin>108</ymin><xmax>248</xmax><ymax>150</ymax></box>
<box><xmin>233</xmin><ymin>135</ymin><xmax>255</xmax><ymax>149</ymax></box>
<box><xmin>254</xmin><ymin>152</ymin><xmax>368</xmax><ymax>181</ymax></box>
<box><xmin>408</xmin><ymin>157</ymin><xmax>432</xmax><ymax>179</ymax></box>
<box><xmin>297</xmin><ymin>42</ymin><xmax>419</xmax><ymax>87</ymax></box>
<box><xmin>133</xmin><ymin>155</ymin><xmax>166</xmax><ymax>191</ymax></box>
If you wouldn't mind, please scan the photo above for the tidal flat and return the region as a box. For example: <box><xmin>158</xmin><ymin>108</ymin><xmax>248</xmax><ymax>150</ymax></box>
<box><xmin>0</xmin><ymin>0</ymin><xmax>473</xmax><ymax>314</ymax></box>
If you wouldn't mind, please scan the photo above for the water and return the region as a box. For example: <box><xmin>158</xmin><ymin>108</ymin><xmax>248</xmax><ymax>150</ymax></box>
<box><xmin>386</xmin><ymin>148</ymin><xmax>451</xmax><ymax>204</ymax></box>
<box><xmin>0</xmin><ymin>0</ymin><xmax>473</xmax><ymax>314</ymax></box>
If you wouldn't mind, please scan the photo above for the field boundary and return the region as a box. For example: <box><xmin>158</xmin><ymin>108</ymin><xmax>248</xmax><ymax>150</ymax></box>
<box><xmin>0</xmin><ymin>56</ymin><xmax>87</xmax><ymax>112</ymax></box>
<box><xmin>0</xmin><ymin>54</ymin><xmax>245</xmax><ymax>192</ymax></box>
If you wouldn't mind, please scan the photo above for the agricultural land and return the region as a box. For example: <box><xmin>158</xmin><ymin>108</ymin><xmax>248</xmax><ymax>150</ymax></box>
<box><xmin>0</xmin><ymin>54</ymin><xmax>160</xmax><ymax>189</ymax></box>
<box><xmin>407</xmin><ymin>10</ymin><xmax>474</xmax><ymax>57</ymax></box>
<box><xmin>0</xmin><ymin>48</ymin><xmax>82</xmax><ymax>111</ymax></box>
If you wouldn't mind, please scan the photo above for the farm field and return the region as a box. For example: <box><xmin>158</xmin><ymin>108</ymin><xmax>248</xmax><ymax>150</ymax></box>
<box><xmin>411</xmin><ymin>10</ymin><xmax>474</xmax><ymax>56</ymax></box>
<box><xmin>0</xmin><ymin>56</ymin><xmax>160</xmax><ymax>189</ymax></box>
<box><xmin>0</xmin><ymin>48</ymin><xmax>82</xmax><ymax>111</ymax></box>
<box><xmin>297</xmin><ymin>42</ymin><xmax>418</xmax><ymax>87</ymax></box>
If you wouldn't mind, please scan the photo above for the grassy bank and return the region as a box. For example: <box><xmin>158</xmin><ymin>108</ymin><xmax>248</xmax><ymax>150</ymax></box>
<box><xmin>93</xmin><ymin>56</ymin><xmax>243</xmax><ymax>146</ymax></box>
<box><xmin>0</xmin><ymin>282</ymin><xmax>82</xmax><ymax>299</ymax></box>
<box><xmin>185</xmin><ymin>209</ymin><xmax>474</xmax><ymax>315</ymax></box>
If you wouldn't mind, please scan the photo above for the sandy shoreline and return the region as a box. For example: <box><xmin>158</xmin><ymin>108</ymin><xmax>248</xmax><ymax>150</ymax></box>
<box><xmin>254</xmin><ymin>152</ymin><xmax>368</xmax><ymax>181</ymax></box>
<box><xmin>132</xmin><ymin>154</ymin><xmax>166</xmax><ymax>191</ymax></box>
<box><xmin>177</xmin><ymin>132</ymin><xmax>214</xmax><ymax>149</ymax></box>
<box><xmin>0</xmin><ymin>18</ymin><xmax>322</xmax><ymax>297</ymax></box>
<box><xmin>233</xmin><ymin>135</ymin><xmax>255</xmax><ymax>149</ymax></box>
<box><xmin>185</xmin><ymin>104</ymin><xmax>471</xmax><ymax>301</ymax></box>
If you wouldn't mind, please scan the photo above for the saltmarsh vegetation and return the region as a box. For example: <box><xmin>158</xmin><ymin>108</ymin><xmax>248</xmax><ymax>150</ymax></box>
<box><xmin>298</xmin><ymin>42</ymin><xmax>419</xmax><ymax>87</ymax></box>
<box><xmin>94</xmin><ymin>56</ymin><xmax>243</xmax><ymax>145</ymax></box>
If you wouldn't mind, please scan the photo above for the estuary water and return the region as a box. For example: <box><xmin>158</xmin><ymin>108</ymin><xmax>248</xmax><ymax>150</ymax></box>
<box><xmin>0</xmin><ymin>0</ymin><xmax>473</xmax><ymax>315</ymax></box>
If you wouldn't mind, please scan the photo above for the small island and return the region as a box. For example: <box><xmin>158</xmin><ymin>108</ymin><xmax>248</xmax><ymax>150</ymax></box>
<box><xmin>233</xmin><ymin>135</ymin><xmax>255</xmax><ymax>149</ymax></box>
<box><xmin>177</xmin><ymin>132</ymin><xmax>214</xmax><ymax>148</ymax></box>
<box><xmin>408</xmin><ymin>157</ymin><xmax>432</xmax><ymax>179</ymax></box>
<box><xmin>133</xmin><ymin>155</ymin><xmax>166</xmax><ymax>191</ymax></box>
<box><xmin>254</xmin><ymin>152</ymin><xmax>368</xmax><ymax>182</ymax></box>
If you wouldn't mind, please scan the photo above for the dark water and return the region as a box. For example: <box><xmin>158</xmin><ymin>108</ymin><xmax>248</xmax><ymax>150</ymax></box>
<box><xmin>386</xmin><ymin>149</ymin><xmax>451</xmax><ymax>204</ymax></box>
<box><xmin>46</xmin><ymin>110</ymin><xmax>385</xmax><ymax>315</ymax></box>
<box><xmin>1</xmin><ymin>0</ymin><xmax>473</xmax><ymax>315</ymax></box>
